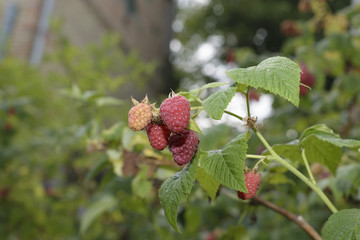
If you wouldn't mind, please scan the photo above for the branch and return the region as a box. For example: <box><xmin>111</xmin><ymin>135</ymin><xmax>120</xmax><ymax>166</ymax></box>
<box><xmin>251</xmin><ymin>196</ymin><xmax>322</xmax><ymax>240</ymax></box>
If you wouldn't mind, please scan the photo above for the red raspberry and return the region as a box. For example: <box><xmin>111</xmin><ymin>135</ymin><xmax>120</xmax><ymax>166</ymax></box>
<box><xmin>128</xmin><ymin>103</ymin><xmax>152</xmax><ymax>131</ymax></box>
<box><xmin>237</xmin><ymin>172</ymin><xmax>261</xmax><ymax>200</ymax></box>
<box><xmin>168</xmin><ymin>130</ymin><xmax>199</xmax><ymax>165</ymax></box>
<box><xmin>160</xmin><ymin>95</ymin><xmax>190</xmax><ymax>133</ymax></box>
<box><xmin>248</xmin><ymin>88</ymin><xmax>260</xmax><ymax>102</ymax></box>
<box><xmin>146</xmin><ymin>123</ymin><xmax>171</xmax><ymax>151</ymax></box>
<box><xmin>299</xmin><ymin>63</ymin><xmax>316</xmax><ymax>96</ymax></box>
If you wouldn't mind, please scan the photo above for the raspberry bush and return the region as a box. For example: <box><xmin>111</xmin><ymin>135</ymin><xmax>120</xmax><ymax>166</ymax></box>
<box><xmin>126</xmin><ymin>56</ymin><xmax>360</xmax><ymax>238</ymax></box>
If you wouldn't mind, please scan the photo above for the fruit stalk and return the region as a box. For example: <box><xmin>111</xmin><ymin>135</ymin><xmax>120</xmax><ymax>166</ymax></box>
<box><xmin>253</xmin><ymin>127</ymin><xmax>338</xmax><ymax>213</ymax></box>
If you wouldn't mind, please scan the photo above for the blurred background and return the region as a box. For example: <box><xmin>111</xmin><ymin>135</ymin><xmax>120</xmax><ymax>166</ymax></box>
<box><xmin>0</xmin><ymin>0</ymin><xmax>359</xmax><ymax>239</ymax></box>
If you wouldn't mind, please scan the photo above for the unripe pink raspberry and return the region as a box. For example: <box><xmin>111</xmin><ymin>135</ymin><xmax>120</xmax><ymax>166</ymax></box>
<box><xmin>128</xmin><ymin>97</ymin><xmax>153</xmax><ymax>131</ymax></box>
<box><xmin>160</xmin><ymin>94</ymin><xmax>190</xmax><ymax>133</ymax></box>
<box><xmin>237</xmin><ymin>172</ymin><xmax>261</xmax><ymax>200</ymax></box>
<box><xmin>168</xmin><ymin>130</ymin><xmax>199</xmax><ymax>165</ymax></box>
<box><xmin>146</xmin><ymin>123</ymin><xmax>171</xmax><ymax>151</ymax></box>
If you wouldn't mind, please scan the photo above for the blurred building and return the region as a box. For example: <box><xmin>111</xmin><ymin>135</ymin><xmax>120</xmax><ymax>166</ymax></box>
<box><xmin>0</xmin><ymin>0</ymin><xmax>175</xmax><ymax>96</ymax></box>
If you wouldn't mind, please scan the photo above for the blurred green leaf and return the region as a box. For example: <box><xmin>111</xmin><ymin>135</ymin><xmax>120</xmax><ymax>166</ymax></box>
<box><xmin>194</xmin><ymin>82</ymin><xmax>230</xmax><ymax>95</ymax></box>
<box><xmin>132</xmin><ymin>165</ymin><xmax>153</xmax><ymax>199</ymax></box>
<box><xmin>102</xmin><ymin>122</ymin><xmax>124</xmax><ymax>142</ymax></box>
<box><xmin>84</xmin><ymin>157</ymin><xmax>109</xmax><ymax>187</ymax></box>
<box><xmin>220</xmin><ymin>225</ymin><xmax>249</xmax><ymax>240</ymax></box>
<box><xmin>96</xmin><ymin>97</ymin><xmax>124</xmax><ymax>107</ymax></box>
<box><xmin>80</xmin><ymin>194</ymin><xmax>118</xmax><ymax>234</ymax></box>
<box><xmin>300</xmin><ymin>124</ymin><xmax>360</xmax><ymax>173</ymax></box>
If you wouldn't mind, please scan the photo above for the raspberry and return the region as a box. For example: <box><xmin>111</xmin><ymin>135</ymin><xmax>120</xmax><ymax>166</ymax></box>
<box><xmin>248</xmin><ymin>88</ymin><xmax>260</xmax><ymax>102</ymax></box>
<box><xmin>128</xmin><ymin>96</ymin><xmax>153</xmax><ymax>131</ymax></box>
<box><xmin>168</xmin><ymin>130</ymin><xmax>199</xmax><ymax>165</ymax></box>
<box><xmin>128</xmin><ymin>103</ymin><xmax>152</xmax><ymax>131</ymax></box>
<box><xmin>237</xmin><ymin>172</ymin><xmax>261</xmax><ymax>200</ymax></box>
<box><xmin>146</xmin><ymin>123</ymin><xmax>171</xmax><ymax>151</ymax></box>
<box><xmin>160</xmin><ymin>94</ymin><xmax>190</xmax><ymax>133</ymax></box>
<box><xmin>299</xmin><ymin>64</ymin><xmax>315</xmax><ymax>96</ymax></box>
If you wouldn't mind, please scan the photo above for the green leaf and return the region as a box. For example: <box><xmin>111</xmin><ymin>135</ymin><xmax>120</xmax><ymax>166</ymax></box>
<box><xmin>195</xmin><ymin>82</ymin><xmax>230</xmax><ymax>94</ymax></box>
<box><xmin>102</xmin><ymin>122</ymin><xmax>124</xmax><ymax>142</ymax></box>
<box><xmin>334</xmin><ymin>164</ymin><xmax>360</xmax><ymax>196</ymax></box>
<box><xmin>200</xmin><ymin>133</ymin><xmax>248</xmax><ymax>192</ymax></box>
<box><xmin>179</xmin><ymin>82</ymin><xmax>231</xmax><ymax>102</ymax></box>
<box><xmin>158</xmin><ymin>153</ymin><xmax>199</xmax><ymax>232</ymax></box>
<box><xmin>96</xmin><ymin>96</ymin><xmax>124</xmax><ymax>107</ymax></box>
<box><xmin>263</xmin><ymin>140</ymin><xmax>302</xmax><ymax>163</ymax></box>
<box><xmin>219</xmin><ymin>225</ymin><xmax>250</xmax><ymax>240</ymax></box>
<box><xmin>184</xmin><ymin>205</ymin><xmax>201</xmax><ymax>235</ymax></box>
<box><xmin>80</xmin><ymin>194</ymin><xmax>118</xmax><ymax>234</ymax></box>
<box><xmin>300</xmin><ymin>124</ymin><xmax>360</xmax><ymax>174</ymax></box>
<box><xmin>322</xmin><ymin>209</ymin><xmax>360</xmax><ymax>240</ymax></box>
<box><xmin>203</xmin><ymin>87</ymin><xmax>236</xmax><ymax>120</ymax></box>
<box><xmin>236</xmin><ymin>83</ymin><xmax>248</xmax><ymax>93</ymax></box>
<box><xmin>199</xmin><ymin>124</ymin><xmax>232</xmax><ymax>151</ymax></box>
<box><xmin>132</xmin><ymin>165</ymin><xmax>153</xmax><ymax>199</ymax></box>
<box><xmin>178</xmin><ymin>91</ymin><xmax>198</xmax><ymax>102</ymax></box>
<box><xmin>301</xmin><ymin>136</ymin><xmax>342</xmax><ymax>175</ymax></box>
<box><xmin>188</xmin><ymin>118</ymin><xmax>202</xmax><ymax>134</ymax></box>
<box><xmin>84</xmin><ymin>157</ymin><xmax>109</xmax><ymax>186</ymax></box>
<box><xmin>300</xmin><ymin>124</ymin><xmax>335</xmax><ymax>140</ymax></box>
<box><xmin>196</xmin><ymin>167</ymin><xmax>220</xmax><ymax>201</ymax></box>
<box><xmin>226</xmin><ymin>56</ymin><xmax>301</xmax><ymax>106</ymax></box>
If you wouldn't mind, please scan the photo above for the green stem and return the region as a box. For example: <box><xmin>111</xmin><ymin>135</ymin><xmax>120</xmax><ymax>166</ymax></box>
<box><xmin>301</xmin><ymin>149</ymin><xmax>316</xmax><ymax>185</ymax></box>
<box><xmin>224</xmin><ymin>110</ymin><xmax>244</xmax><ymax>121</ymax></box>
<box><xmin>237</xmin><ymin>209</ymin><xmax>248</xmax><ymax>225</ymax></box>
<box><xmin>191</xmin><ymin>106</ymin><xmax>203</xmax><ymax>110</ymax></box>
<box><xmin>253</xmin><ymin>157</ymin><xmax>269</xmax><ymax>169</ymax></box>
<box><xmin>246</xmin><ymin>86</ymin><xmax>251</xmax><ymax>117</ymax></box>
<box><xmin>191</xmin><ymin>110</ymin><xmax>202</xmax><ymax>119</ymax></box>
<box><xmin>253</xmin><ymin>127</ymin><xmax>338</xmax><ymax>213</ymax></box>
<box><xmin>246</xmin><ymin>154</ymin><xmax>277</xmax><ymax>161</ymax></box>
<box><xmin>246</xmin><ymin>154</ymin><xmax>265</xmax><ymax>159</ymax></box>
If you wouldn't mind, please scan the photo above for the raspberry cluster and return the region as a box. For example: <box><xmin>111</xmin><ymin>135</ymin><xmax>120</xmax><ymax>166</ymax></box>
<box><xmin>128</xmin><ymin>92</ymin><xmax>199</xmax><ymax>166</ymax></box>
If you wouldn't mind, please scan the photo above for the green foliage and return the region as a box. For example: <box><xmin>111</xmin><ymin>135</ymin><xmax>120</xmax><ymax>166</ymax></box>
<box><xmin>158</xmin><ymin>153</ymin><xmax>199</xmax><ymax>232</ymax></box>
<box><xmin>300</xmin><ymin>124</ymin><xmax>360</xmax><ymax>149</ymax></box>
<box><xmin>200</xmin><ymin>133</ymin><xmax>248</xmax><ymax>192</ymax></box>
<box><xmin>300</xmin><ymin>124</ymin><xmax>360</xmax><ymax>174</ymax></box>
<box><xmin>180</xmin><ymin>82</ymin><xmax>231</xmax><ymax>101</ymax></box>
<box><xmin>263</xmin><ymin>141</ymin><xmax>302</xmax><ymax>163</ymax></box>
<box><xmin>80</xmin><ymin>194</ymin><xmax>118</xmax><ymax>234</ymax></box>
<box><xmin>203</xmin><ymin>87</ymin><xmax>236</xmax><ymax>120</ymax></box>
<box><xmin>131</xmin><ymin>165</ymin><xmax>153</xmax><ymax>199</ymax></box>
<box><xmin>226</xmin><ymin>57</ymin><xmax>301</xmax><ymax>106</ymax></box>
<box><xmin>220</xmin><ymin>225</ymin><xmax>249</xmax><ymax>240</ymax></box>
<box><xmin>196</xmin><ymin>167</ymin><xmax>220</xmax><ymax>201</ymax></box>
<box><xmin>322</xmin><ymin>209</ymin><xmax>360</xmax><ymax>240</ymax></box>
<box><xmin>188</xmin><ymin>118</ymin><xmax>202</xmax><ymax>134</ymax></box>
<box><xmin>0</xmin><ymin>29</ymin><xmax>155</xmax><ymax>239</ymax></box>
